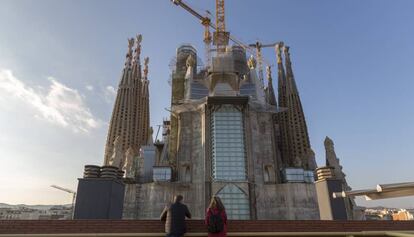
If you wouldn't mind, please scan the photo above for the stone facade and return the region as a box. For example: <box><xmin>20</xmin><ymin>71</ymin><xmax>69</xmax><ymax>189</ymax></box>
<box><xmin>120</xmin><ymin>43</ymin><xmax>320</xmax><ymax>220</ymax></box>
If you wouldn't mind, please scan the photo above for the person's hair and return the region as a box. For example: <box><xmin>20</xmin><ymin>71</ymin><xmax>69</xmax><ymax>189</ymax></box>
<box><xmin>208</xmin><ymin>196</ymin><xmax>225</xmax><ymax>211</ymax></box>
<box><xmin>174</xmin><ymin>195</ymin><xmax>183</xmax><ymax>203</ymax></box>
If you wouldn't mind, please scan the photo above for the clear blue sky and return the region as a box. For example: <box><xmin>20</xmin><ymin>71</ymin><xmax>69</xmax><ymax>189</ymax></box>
<box><xmin>1</xmin><ymin>0</ymin><xmax>413</xmax><ymax>208</ymax></box>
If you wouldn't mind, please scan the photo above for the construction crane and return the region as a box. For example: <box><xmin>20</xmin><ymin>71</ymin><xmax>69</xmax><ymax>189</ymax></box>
<box><xmin>213</xmin><ymin>0</ymin><xmax>229</xmax><ymax>53</ymax></box>
<box><xmin>171</xmin><ymin>0</ymin><xmax>212</xmax><ymax>66</ymax></box>
<box><xmin>171</xmin><ymin>0</ymin><xmax>273</xmax><ymax>70</ymax></box>
<box><xmin>50</xmin><ymin>185</ymin><xmax>76</xmax><ymax>219</ymax></box>
<box><xmin>154</xmin><ymin>124</ymin><xmax>162</xmax><ymax>142</ymax></box>
<box><xmin>248</xmin><ymin>41</ymin><xmax>278</xmax><ymax>89</ymax></box>
<box><xmin>171</xmin><ymin>0</ymin><xmax>249</xmax><ymax>56</ymax></box>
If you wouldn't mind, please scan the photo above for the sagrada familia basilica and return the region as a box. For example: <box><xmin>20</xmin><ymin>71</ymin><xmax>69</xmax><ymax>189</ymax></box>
<box><xmin>95</xmin><ymin>1</ymin><xmax>357</xmax><ymax>221</ymax></box>
<box><xmin>98</xmin><ymin>32</ymin><xmax>355</xmax><ymax>220</ymax></box>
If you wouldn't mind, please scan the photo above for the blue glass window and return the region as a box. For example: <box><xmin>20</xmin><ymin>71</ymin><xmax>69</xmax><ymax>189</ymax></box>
<box><xmin>211</xmin><ymin>105</ymin><xmax>247</xmax><ymax>181</ymax></box>
<box><xmin>217</xmin><ymin>184</ymin><xmax>250</xmax><ymax>220</ymax></box>
<box><xmin>153</xmin><ymin>167</ymin><xmax>172</xmax><ymax>181</ymax></box>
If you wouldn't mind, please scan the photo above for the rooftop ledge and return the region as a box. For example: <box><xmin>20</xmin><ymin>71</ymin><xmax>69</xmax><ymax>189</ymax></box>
<box><xmin>1</xmin><ymin>220</ymin><xmax>414</xmax><ymax>236</ymax></box>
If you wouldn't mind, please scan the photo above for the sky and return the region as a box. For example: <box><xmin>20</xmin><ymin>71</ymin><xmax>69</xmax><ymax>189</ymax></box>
<box><xmin>0</xmin><ymin>0</ymin><xmax>414</xmax><ymax>208</ymax></box>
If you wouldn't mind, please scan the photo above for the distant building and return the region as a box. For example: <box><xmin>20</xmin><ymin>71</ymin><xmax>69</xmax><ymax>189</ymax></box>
<box><xmin>0</xmin><ymin>205</ymin><xmax>71</xmax><ymax>220</ymax></box>
<box><xmin>362</xmin><ymin>207</ymin><xmax>414</xmax><ymax>221</ymax></box>
<box><xmin>392</xmin><ymin>209</ymin><xmax>414</xmax><ymax>220</ymax></box>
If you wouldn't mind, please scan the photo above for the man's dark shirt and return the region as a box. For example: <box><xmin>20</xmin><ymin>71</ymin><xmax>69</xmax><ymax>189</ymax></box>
<box><xmin>160</xmin><ymin>201</ymin><xmax>191</xmax><ymax>235</ymax></box>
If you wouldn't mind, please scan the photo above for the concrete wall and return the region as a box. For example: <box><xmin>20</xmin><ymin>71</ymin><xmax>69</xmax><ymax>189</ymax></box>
<box><xmin>124</xmin><ymin>182</ymin><xmax>204</xmax><ymax>219</ymax></box>
<box><xmin>255</xmin><ymin>183</ymin><xmax>320</xmax><ymax>220</ymax></box>
<box><xmin>123</xmin><ymin>100</ymin><xmax>320</xmax><ymax>220</ymax></box>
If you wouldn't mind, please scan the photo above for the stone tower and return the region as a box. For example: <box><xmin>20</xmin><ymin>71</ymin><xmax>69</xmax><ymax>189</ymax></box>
<box><xmin>324</xmin><ymin>136</ymin><xmax>356</xmax><ymax>219</ymax></box>
<box><xmin>276</xmin><ymin>42</ymin><xmax>315</xmax><ymax>169</ymax></box>
<box><xmin>103</xmin><ymin>35</ymin><xmax>150</xmax><ymax>168</ymax></box>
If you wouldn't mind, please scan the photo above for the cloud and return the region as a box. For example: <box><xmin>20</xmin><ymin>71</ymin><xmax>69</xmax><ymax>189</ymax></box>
<box><xmin>85</xmin><ymin>85</ymin><xmax>94</xmax><ymax>91</ymax></box>
<box><xmin>103</xmin><ymin>85</ymin><xmax>117</xmax><ymax>104</ymax></box>
<box><xmin>0</xmin><ymin>69</ymin><xmax>102</xmax><ymax>133</ymax></box>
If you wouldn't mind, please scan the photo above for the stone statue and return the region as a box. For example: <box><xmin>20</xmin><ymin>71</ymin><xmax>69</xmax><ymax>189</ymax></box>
<box><xmin>109</xmin><ymin>136</ymin><xmax>123</xmax><ymax>168</ymax></box>
<box><xmin>186</xmin><ymin>54</ymin><xmax>195</xmax><ymax>68</ymax></box>
<box><xmin>123</xmin><ymin>147</ymin><xmax>136</xmax><ymax>178</ymax></box>
<box><xmin>247</xmin><ymin>55</ymin><xmax>257</xmax><ymax>69</ymax></box>
<box><xmin>184</xmin><ymin>55</ymin><xmax>194</xmax><ymax>100</ymax></box>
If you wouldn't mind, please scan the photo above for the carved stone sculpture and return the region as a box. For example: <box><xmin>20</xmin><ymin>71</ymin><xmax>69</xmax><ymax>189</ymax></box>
<box><xmin>123</xmin><ymin>147</ymin><xmax>136</xmax><ymax>178</ymax></box>
<box><xmin>109</xmin><ymin>136</ymin><xmax>123</xmax><ymax>168</ymax></box>
<box><xmin>247</xmin><ymin>55</ymin><xmax>257</xmax><ymax>69</ymax></box>
<box><xmin>184</xmin><ymin>55</ymin><xmax>194</xmax><ymax>100</ymax></box>
<box><xmin>143</xmin><ymin>57</ymin><xmax>149</xmax><ymax>78</ymax></box>
<box><xmin>186</xmin><ymin>54</ymin><xmax>195</xmax><ymax>68</ymax></box>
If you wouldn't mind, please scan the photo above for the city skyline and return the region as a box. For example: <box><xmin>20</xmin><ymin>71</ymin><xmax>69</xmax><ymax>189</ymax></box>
<box><xmin>1</xmin><ymin>0</ymin><xmax>414</xmax><ymax>208</ymax></box>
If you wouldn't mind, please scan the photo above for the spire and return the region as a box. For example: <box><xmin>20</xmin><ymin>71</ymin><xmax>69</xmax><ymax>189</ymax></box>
<box><xmin>140</xmin><ymin>56</ymin><xmax>150</xmax><ymax>147</ymax></box>
<box><xmin>265</xmin><ymin>66</ymin><xmax>277</xmax><ymax>106</ymax></box>
<box><xmin>276</xmin><ymin>43</ymin><xmax>313</xmax><ymax>169</ymax></box>
<box><xmin>276</xmin><ymin>42</ymin><xmax>287</xmax><ymax>107</ymax></box>
<box><xmin>132</xmin><ymin>34</ymin><xmax>143</xmax><ymax>80</ymax></box>
<box><xmin>283</xmin><ymin>46</ymin><xmax>299</xmax><ymax>95</ymax></box>
<box><xmin>104</xmin><ymin>34</ymin><xmax>150</xmax><ymax>166</ymax></box>
<box><xmin>119</xmin><ymin>38</ymin><xmax>135</xmax><ymax>87</ymax></box>
<box><xmin>247</xmin><ymin>55</ymin><xmax>265</xmax><ymax>103</ymax></box>
<box><xmin>133</xmin><ymin>34</ymin><xmax>142</xmax><ymax>66</ymax></box>
<box><xmin>275</xmin><ymin>42</ymin><xmax>291</xmax><ymax>167</ymax></box>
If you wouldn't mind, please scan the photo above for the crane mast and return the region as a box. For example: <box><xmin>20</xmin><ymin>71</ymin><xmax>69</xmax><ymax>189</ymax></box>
<box><xmin>249</xmin><ymin>41</ymin><xmax>279</xmax><ymax>89</ymax></box>
<box><xmin>171</xmin><ymin>0</ymin><xmax>212</xmax><ymax>67</ymax></box>
<box><xmin>172</xmin><ymin>0</ymin><xmax>274</xmax><ymax>72</ymax></box>
<box><xmin>213</xmin><ymin>0</ymin><xmax>229</xmax><ymax>54</ymax></box>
